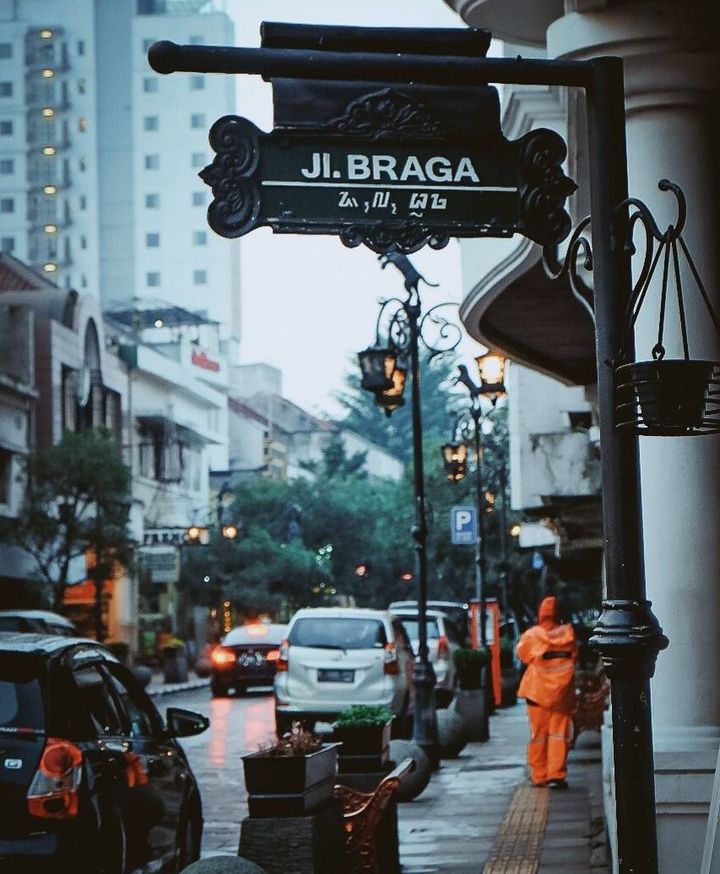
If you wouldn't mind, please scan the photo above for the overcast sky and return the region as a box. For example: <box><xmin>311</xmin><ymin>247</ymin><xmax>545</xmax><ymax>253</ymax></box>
<box><xmin>227</xmin><ymin>1</ymin><xmax>490</xmax><ymax>417</ymax></box>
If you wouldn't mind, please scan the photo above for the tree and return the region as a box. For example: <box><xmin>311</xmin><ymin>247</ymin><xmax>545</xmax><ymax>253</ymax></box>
<box><xmin>0</xmin><ymin>428</ymin><xmax>132</xmax><ymax>635</ymax></box>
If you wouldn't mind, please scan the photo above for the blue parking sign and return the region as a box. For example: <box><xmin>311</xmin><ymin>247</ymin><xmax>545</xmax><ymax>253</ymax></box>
<box><xmin>450</xmin><ymin>506</ymin><xmax>478</xmax><ymax>545</ymax></box>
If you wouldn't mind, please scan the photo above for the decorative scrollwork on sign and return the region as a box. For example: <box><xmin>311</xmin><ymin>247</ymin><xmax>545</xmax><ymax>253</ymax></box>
<box><xmin>340</xmin><ymin>226</ymin><xmax>450</xmax><ymax>255</ymax></box>
<box><xmin>542</xmin><ymin>216</ymin><xmax>595</xmax><ymax>321</ymax></box>
<box><xmin>200</xmin><ymin>116</ymin><xmax>262</xmax><ymax>238</ymax></box>
<box><xmin>518</xmin><ymin>128</ymin><xmax>577</xmax><ymax>246</ymax></box>
<box><xmin>329</xmin><ymin>89</ymin><xmax>445</xmax><ymax>140</ymax></box>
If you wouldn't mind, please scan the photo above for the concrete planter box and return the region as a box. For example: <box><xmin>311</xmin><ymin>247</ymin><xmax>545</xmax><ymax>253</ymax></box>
<box><xmin>334</xmin><ymin>721</ymin><xmax>392</xmax><ymax>774</ymax></box>
<box><xmin>453</xmin><ymin>689</ymin><xmax>488</xmax><ymax>742</ymax></box>
<box><xmin>163</xmin><ymin>651</ymin><xmax>188</xmax><ymax>683</ymax></box>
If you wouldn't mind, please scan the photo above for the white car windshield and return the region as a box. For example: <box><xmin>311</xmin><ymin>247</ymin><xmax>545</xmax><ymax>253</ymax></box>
<box><xmin>396</xmin><ymin>617</ymin><xmax>440</xmax><ymax>641</ymax></box>
<box><xmin>289</xmin><ymin>618</ymin><xmax>387</xmax><ymax>649</ymax></box>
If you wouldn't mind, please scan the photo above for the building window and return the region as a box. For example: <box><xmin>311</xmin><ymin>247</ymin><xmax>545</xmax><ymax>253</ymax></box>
<box><xmin>192</xmin><ymin>191</ymin><xmax>205</xmax><ymax>206</ymax></box>
<box><xmin>193</xmin><ymin>270</ymin><xmax>207</xmax><ymax>285</ymax></box>
<box><xmin>146</xmin><ymin>232</ymin><xmax>160</xmax><ymax>247</ymax></box>
<box><xmin>192</xmin><ymin>230</ymin><xmax>207</xmax><ymax>246</ymax></box>
<box><xmin>77</xmin><ymin>79</ymin><xmax>86</xmax><ymax>94</ymax></box>
<box><xmin>190</xmin><ymin>113</ymin><xmax>205</xmax><ymax>129</ymax></box>
<box><xmin>0</xmin><ymin>448</ymin><xmax>11</xmax><ymax>505</ymax></box>
<box><xmin>0</xmin><ymin>198</ymin><xmax>14</xmax><ymax>213</ymax></box>
<box><xmin>0</xmin><ymin>82</ymin><xmax>12</xmax><ymax>98</ymax></box>
<box><xmin>143</xmin><ymin>115</ymin><xmax>158</xmax><ymax>132</ymax></box>
<box><xmin>79</xmin><ymin>194</ymin><xmax>87</xmax><ymax>210</ymax></box>
<box><xmin>145</xmin><ymin>193</ymin><xmax>159</xmax><ymax>208</ymax></box>
<box><xmin>191</xmin><ymin>152</ymin><xmax>205</xmax><ymax>168</ymax></box>
<box><xmin>80</xmin><ymin>235</ymin><xmax>86</xmax><ymax>249</ymax></box>
<box><xmin>0</xmin><ymin>44</ymin><xmax>11</xmax><ymax>59</ymax></box>
<box><xmin>143</xmin><ymin>77</ymin><xmax>158</xmax><ymax>93</ymax></box>
<box><xmin>0</xmin><ymin>159</ymin><xmax>12</xmax><ymax>174</ymax></box>
<box><xmin>77</xmin><ymin>40</ymin><xmax>85</xmax><ymax>56</ymax></box>
<box><xmin>146</xmin><ymin>271</ymin><xmax>160</xmax><ymax>287</ymax></box>
<box><xmin>189</xmin><ymin>75</ymin><xmax>204</xmax><ymax>91</ymax></box>
<box><xmin>0</xmin><ymin>120</ymin><xmax>11</xmax><ymax>135</ymax></box>
<box><xmin>78</xmin><ymin>156</ymin><xmax>87</xmax><ymax>172</ymax></box>
<box><xmin>144</xmin><ymin>154</ymin><xmax>159</xmax><ymax>170</ymax></box>
<box><xmin>1</xmin><ymin>237</ymin><xmax>14</xmax><ymax>253</ymax></box>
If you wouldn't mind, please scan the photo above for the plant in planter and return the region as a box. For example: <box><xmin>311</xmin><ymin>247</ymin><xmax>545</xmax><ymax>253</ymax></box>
<box><xmin>333</xmin><ymin>705</ymin><xmax>394</xmax><ymax>774</ymax></box>
<box><xmin>452</xmin><ymin>647</ymin><xmax>491</xmax><ymax>742</ymax></box>
<box><xmin>242</xmin><ymin>723</ymin><xmax>340</xmax><ymax>817</ymax></box>
<box><xmin>162</xmin><ymin>637</ymin><xmax>189</xmax><ymax>683</ymax></box>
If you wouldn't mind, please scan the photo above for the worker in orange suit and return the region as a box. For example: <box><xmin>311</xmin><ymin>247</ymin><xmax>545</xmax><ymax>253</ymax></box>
<box><xmin>516</xmin><ymin>596</ymin><xmax>578</xmax><ymax>789</ymax></box>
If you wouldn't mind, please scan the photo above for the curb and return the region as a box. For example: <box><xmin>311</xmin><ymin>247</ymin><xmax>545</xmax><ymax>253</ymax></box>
<box><xmin>147</xmin><ymin>677</ymin><xmax>211</xmax><ymax>697</ymax></box>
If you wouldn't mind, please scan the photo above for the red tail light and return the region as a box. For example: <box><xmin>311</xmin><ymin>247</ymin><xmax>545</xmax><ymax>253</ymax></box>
<box><xmin>27</xmin><ymin>738</ymin><xmax>82</xmax><ymax>820</ymax></box>
<box><xmin>384</xmin><ymin>642</ymin><xmax>399</xmax><ymax>675</ymax></box>
<box><xmin>266</xmin><ymin>648</ymin><xmax>280</xmax><ymax>662</ymax></box>
<box><xmin>437</xmin><ymin>635</ymin><xmax>449</xmax><ymax>659</ymax></box>
<box><xmin>211</xmin><ymin>646</ymin><xmax>236</xmax><ymax>668</ymax></box>
<box><xmin>276</xmin><ymin>639</ymin><xmax>289</xmax><ymax>672</ymax></box>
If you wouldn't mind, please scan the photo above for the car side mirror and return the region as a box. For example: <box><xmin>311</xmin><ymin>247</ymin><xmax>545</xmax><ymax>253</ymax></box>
<box><xmin>166</xmin><ymin>707</ymin><xmax>209</xmax><ymax>738</ymax></box>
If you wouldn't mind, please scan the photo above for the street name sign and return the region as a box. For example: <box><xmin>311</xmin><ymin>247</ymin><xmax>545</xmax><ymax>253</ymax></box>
<box><xmin>451</xmin><ymin>505</ymin><xmax>478</xmax><ymax>546</ymax></box>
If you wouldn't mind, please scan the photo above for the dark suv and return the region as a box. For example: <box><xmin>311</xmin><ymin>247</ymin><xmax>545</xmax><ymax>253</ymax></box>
<box><xmin>0</xmin><ymin>633</ymin><xmax>208</xmax><ymax>873</ymax></box>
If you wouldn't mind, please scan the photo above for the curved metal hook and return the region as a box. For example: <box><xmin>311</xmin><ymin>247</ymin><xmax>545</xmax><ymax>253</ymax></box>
<box><xmin>372</xmin><ymin>296</ymin><xmax>405</xmax><ymax>346</ymax></box>
<box><xmin>620</xmin><ymin>179</ymin><xmax>686</xmax><ymax>244</ymax></box>
<box><xmin>418</xmin><ymin>301</ymin><xmax>462</xmax><ymax>360</ymax></box>
<box><xmin>542</xmin><ymin>215</ymin><xmax>595</xmax><ymax>321</ymax></box>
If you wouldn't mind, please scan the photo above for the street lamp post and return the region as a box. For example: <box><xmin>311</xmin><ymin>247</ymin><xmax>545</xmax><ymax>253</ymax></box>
<box><xmin>358</xmin><ymin>252</ymin><xmax>461</xmax><ymax>766</ymax></box>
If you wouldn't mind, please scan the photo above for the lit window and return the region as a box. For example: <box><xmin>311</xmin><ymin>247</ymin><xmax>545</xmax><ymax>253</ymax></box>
<box><xmin>145</xmin><ymin>154</ymin><xmax>159</xmax><ymax>170</ymax></box>
<box><xmin>143</xmin><ymin>77</ymin><xmax>158</xmax><ymax>93</ymax></box>
<box><xmin>42</xmin><ymin>145</ymin><xmax>56</xmax><ymax>156</ymax></box>
<box><xmin>190</xmin><ymin>75</ymin><xmax>204</xmax><ymax>91</ymax></box>
<box><xmin>192</xmin><ymin>231</ymin><xmax>207</xmax><ymax>246</ymax></box>
<box><xmin>190</xmin><ymin>113</ymin><xmax>205</xmax><ymax>129</ymax></box>
<box><xmin>0</xmin><ymin>82</ymin><xmax>13</xmax><ymax>97</ymax></box>
<box><xmin>191</xmin><ymin>152</ymin><xmax>205</xmax><ymax>168</ymax></box>
<box><xmin>0</xmin><ymin>198</ymin><xmax>13</xmax><ymax>213</ymax></box>
<box><xmin>43</xmin><ymin>262</ymin><xmax>57</xmax><ymax>273</ymax></box>
<box><xmin>0</xmin><ymin>121</ymin><xmax>12</xmax><ymax>135</ymax></box>
<box><xmin>43</xmin><ymin>224</ymin><xmax>57</xmax><ymax>234</ymax></box>
<box><xmin>0</xmin><ymin>159</ymin><xmax>13</xmax><ymax>174</ymax></box>
<box><xmin>192</xmin><ymin>191</ymin><xmax>205</xmax><ymax>206</ymax></box>
<box><xmin>43</xmin><ymin>184</ymin><xmax>57</xmax><ymax>195</ymax></box>
<box><xmin>41</xmin><ymin>106</ymin><xmax>54</xmax><ymax>118</ymax></box>
<box><xmin>78</xmin><ymin>117</ymin><xmax>88</xmax><ymax>131</ymax></box>
<box><xmin>143</xmin><ymin>115</ymin><xmax>159</xmax><ymax>132</ymax></box>
<box><xmin>145</xmin><ymin>193</ymin><xmax>159</xmax><ymax>208</ymax></box>
<box><xmin>146</xmin><ymin>271</ymin><xmax>160</xmax><ymax>287</ymax></box>
<box><xmin>193</xmin><ymin>270</ymin><xmax>207</xmax><ymax>285</ymax></box>
<box><xmin>40</xmin><ymin>29</ymin><xmax>53</xmax><ymax>39</ymax></box>
<box><xmin>146</xmin><ymin>232</ymin><xmax>160</xmax><ymax>247</ymax></box>
<box><xmin>41</xmin><ymin>68</ymin><xmax>54</xmax><ymax>79</ymax></box>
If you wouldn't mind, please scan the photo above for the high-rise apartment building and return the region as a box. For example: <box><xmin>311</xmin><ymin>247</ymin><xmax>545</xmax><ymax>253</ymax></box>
<box><xmin>0</xmin><ymin>0</ymin><xmax>240</xmax><ymax>351</ymax></box>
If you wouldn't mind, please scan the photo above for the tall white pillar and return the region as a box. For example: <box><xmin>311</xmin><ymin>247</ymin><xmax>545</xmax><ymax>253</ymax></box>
<box><xmin>549</xmin><ymin>4</ymin><xmax>720</xmax><ymax>871</ymax></box>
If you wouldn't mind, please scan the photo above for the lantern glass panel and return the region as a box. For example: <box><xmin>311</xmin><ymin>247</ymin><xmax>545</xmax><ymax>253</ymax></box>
<box><xmin>476</xmin><ymin>353</ymin><xmax>507</xmax><ymax>401</ymax></box>
<box><xmin>359</xmin><ymin>347</ymin><xmax>396</xmax><ymax>392</ymax></box>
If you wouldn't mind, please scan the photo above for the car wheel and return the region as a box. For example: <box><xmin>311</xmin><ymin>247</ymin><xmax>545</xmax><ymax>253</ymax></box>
<box><xmin>210</xmin><ymin>678</ymin><xmax>228</xmax><ymax>697</ymax></box>
<box><xmin>175</xmin><ymin>803</ymin><xmax>200</xmax><ymax>872</ymax></box>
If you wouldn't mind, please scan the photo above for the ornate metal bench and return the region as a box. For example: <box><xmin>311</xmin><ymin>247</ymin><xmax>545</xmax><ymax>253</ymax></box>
<box><xmin>333</xmin><ymin>757</ymin><xmax>415</xmax><ymax>874</ymax></box>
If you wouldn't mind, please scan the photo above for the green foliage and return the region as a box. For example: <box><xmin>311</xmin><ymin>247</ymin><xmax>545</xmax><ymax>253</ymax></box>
<box><xmin>453</xmin><ymin>646</ymin><xmax>490</xmax><ymax>690</ymax></box>
<box><xmin>0</xmin><ymin>428</ymin><xmax>132</xmax><ymax>614</ymax></box>
<box><xmin>334</xmin><ymin>705</ymin><xmax>394</xmax><ymax>727</ymax></box>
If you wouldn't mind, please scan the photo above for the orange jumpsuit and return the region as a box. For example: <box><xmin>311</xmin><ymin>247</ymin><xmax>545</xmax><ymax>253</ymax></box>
<box><xmin>516</xmin><ymin>597</ymin><xmax>578</xmax><ymax>786</ymax></box>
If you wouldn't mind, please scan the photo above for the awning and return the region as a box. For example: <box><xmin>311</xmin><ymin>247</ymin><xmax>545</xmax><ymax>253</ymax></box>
<box><xmin>136</xmin><ymin>414</ymin><xmax>218</xmax><ymax>446</ymax></box>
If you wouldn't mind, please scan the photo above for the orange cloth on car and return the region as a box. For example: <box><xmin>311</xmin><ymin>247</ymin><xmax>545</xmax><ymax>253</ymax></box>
<box><xmin>527</xmin><ymin>705</ymin><xmax>573</xmax><ymax>784</ymax></box>
<box><xmin>516</xmin><ymin>596</ymin><xmax>578</xmax><ymax>714</ymax></box>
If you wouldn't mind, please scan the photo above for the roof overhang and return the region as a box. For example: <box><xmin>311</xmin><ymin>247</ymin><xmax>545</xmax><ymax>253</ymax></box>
<box><xmin>136</xmin><ymin>414</ymin><xmax>218</xmax><ymax>445</ymax></box>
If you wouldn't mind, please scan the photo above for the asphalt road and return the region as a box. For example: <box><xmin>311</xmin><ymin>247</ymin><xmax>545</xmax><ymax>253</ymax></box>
<box><xmin>156</xmin><ymin>685</ymin><xmax>277</xmax><ymax>857</ymax></box>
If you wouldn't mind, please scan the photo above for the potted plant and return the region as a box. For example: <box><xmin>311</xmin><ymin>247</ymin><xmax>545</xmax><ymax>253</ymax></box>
<box><xmin>162</xmin><ymin>637</ymin><xmax>189</xmax><ymax>683</ymax></box>
<box><xmin>242</xmin><ymin>723</ymin><xmax>340</xmax><ymax>817</ymax></box>
<box><xmin>452</xmin><ymin>647</ymin><xmax>490</xmax><ymax>741</ymax></box>
<box><xmin>333</xmin><ymin>705</ymin><xmax>394</xmax><ymax>774</ymax></box>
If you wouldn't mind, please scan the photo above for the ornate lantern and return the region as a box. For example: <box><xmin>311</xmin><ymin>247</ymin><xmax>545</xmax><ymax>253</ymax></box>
<box><xmin>475</xmin><ymin>353</ymin><xmax>507</xmax><ymax>405</ymax></box>
<box><xmin>441</xmin><ymin>441</ymin><xmax>468</xmax><ymax>481</ymax></box>
<box><xmin>374</xmin><ymin>357</ymin><xmax>408</xmax><ymax>417</ymax></box>
<box><xmin>358</xmin><ymin>346</ymin><xmax>397</xmax><ymax>393</ymax></box>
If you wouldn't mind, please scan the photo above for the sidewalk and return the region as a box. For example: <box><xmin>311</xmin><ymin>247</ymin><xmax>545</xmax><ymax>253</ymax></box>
<box><xmin>398</xmin><ymin>702</ymin><xmax>610</xmax><ymax>873</ymax></box>
<box><xmin>146</xmin><ymin>672</ymin><xmax>210</xmax><ymax>697</ymax></box>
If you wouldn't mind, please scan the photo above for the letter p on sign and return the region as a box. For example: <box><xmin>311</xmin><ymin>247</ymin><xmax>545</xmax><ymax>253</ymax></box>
<box><xmin>450</xmin><ymin>505</ymin><xmax>477</xmax><ymax>545</ymax></box>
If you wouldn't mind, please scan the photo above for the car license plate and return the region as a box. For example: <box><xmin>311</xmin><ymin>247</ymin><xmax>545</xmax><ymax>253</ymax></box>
<box><xmin>317</xmin><ymin>669</ymin><xmax>354</xmax><ymax>683</ymax></box>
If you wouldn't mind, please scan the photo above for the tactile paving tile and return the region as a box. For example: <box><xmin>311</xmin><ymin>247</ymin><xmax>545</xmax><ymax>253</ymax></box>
<box><xmin>482</xmin><ymin>784</ymin><xmax>550</xmax><ymax>874</ymax></box>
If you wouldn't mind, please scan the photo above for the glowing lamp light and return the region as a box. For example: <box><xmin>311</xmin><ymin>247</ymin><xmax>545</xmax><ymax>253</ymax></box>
<box><xmin>441</xmin><ymin>441</ymin><xmax>468</xmax><ymax>482</ymax></box>
<box><xmin>375</xmin><ymin>359</ymin><xmax>408</xmax><ymax>418</ymax></box>
<box><xmin>476</xmin><ymin>353</ymin><xmax>507</xmax><ymax>405</ymax></box>
<box><xmin>42</xmin><ymin>262</ymin><xmax>57</xmax><ymax>273</ymax></box>
<box><xmin>153</xmin><ymin>318</ymin><xmax>163</xmax><ymax>328</ymax></box>
<box><xmin>43</xmin><ymin>184</ymin><xmax>57</xmax><ymax>195</ymax></box>
<box><xmin>41</xmin><ymin>68</ymin><xmax>55</xmax><ymax>78</ymax></box>
<box><xmin>358</xmin><ymin>346</ymin><xmax>396</xmax><ymax>393</ymax></box>
<box><xmin>43</xmin><ymin>224</ymin><xmax>57</xmax><ymax>235</ymax></box>
<box><xmin>210</xmin><ymin>646</ymin><xmax>236</xmax><ymax>667</ymax></box>
<box><xmin>42</xmin><ymin>145</ymin><xmax>56</xmax><ymax>156</ymax></box>
<box><xmin>399</xmin><ymin>572</ymin><xmax>413</xmax><ymax>581</ymax></box>
<box><xmin>510</xmin><ymin>523</ymin><xmax>522</xmax><ymax>538</ymax></box>
<box><xmin>221</xmin><ymin>524</ymin><xmax>238</xmax><ymax>540</ymax></box>
<box><xmin>355</xmin><ymin>563</ymin><xmax>369</xmax><ymax>577</ymax></box>
<box><xmin>41</xmin><ymin>107</ymin><xmax>55</xmax><ymax>118</ymax></box>
<box><xmin>39</xmin><ymin>29</ymin><xmax>54</xmax><ymax>39</ymax></box>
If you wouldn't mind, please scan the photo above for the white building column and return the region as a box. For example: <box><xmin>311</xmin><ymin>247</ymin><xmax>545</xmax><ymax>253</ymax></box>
<box><xmin>549</xmin><ymin>4</ymin><xmax>720</xmax><ymax>871</ymax></box>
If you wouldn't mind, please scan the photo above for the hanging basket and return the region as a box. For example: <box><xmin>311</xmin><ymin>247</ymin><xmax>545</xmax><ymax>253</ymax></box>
<box><xmin>611</xmin><ymin>180</ymin><xmax>720</xmax><ymax>437</ymax></box>
<box><xmin>615</xmin><ymin>359</ymin><xmax>720</xmax><ymax>435</ymax></box>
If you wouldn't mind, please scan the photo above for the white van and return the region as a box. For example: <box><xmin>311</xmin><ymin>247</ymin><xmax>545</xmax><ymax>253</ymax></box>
<box><xmin>273</xmin><ymin>607</ymin><xmax>414</xmax><ymax>736</ymax></box>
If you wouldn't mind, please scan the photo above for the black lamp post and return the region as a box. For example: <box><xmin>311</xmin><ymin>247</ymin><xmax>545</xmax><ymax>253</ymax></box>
<box><xmin>217</xmin><ymin>481</ymin><xmax>239</xmax><ymax>540</ymax></box>
<box><xmin>358</xmin><ymin>252</ymin><xmax>461</xmax><ymax>765</ymax></box>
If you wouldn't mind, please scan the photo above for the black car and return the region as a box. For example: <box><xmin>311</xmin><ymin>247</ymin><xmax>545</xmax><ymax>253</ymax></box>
<box><xmin>210</xmin><ymin>623</ymin><xmax>288</xmax><ymax>697</ymax></box>
<box><xmin>0</xmin><ymin>632</ymin><xmax>208</xmax><ymax>873</ymax></box>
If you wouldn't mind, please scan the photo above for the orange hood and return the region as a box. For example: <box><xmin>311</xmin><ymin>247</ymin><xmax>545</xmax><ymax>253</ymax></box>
<box><xmin>538</xmin><ymin>596</ymin><xmax>560</xmax><ymax>630</ymax></box>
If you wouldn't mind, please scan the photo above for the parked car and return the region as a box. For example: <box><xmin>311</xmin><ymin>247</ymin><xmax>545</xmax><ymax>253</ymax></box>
<box><xmin>388</xmin><ymin>600</ymin><xmax>470</xmax><ymax>645</ymax></box>
<box><xmin>210</xmin><ymin>622</ymin><xmax>288</xmax><ymax>697</ymax></box>
<box><xmin>0</xmin><ymin>632</ymin><xmax>208</xmax><ymax>873</ymax></box>
<box><xmin>273</xmin><ymin>607</ymin><xmax>414</xmax><ymax>737</ymax></box>
<box><xmin>390</xmin><ymin>608</ymin><xmax>465</xmax><ymax>707</ymax></box>
<box><xmin>0</xmin><ymin>610</ymin><xmax>77</xmax><ymax>636</ymax></box>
